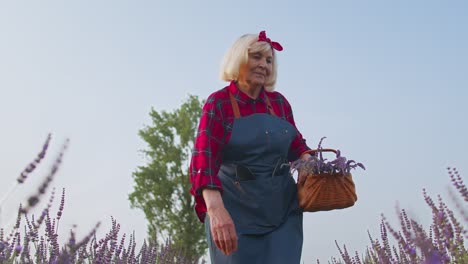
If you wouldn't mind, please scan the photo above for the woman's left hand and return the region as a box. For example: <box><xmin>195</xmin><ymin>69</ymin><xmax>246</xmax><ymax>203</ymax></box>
<box><xmin>297</xmin><ymin>152</ymin><xmax>312</xmax><ymax>185</ymax></box>
<box><xmin>297</xmin><ymin>169</ymin><xmax>308</xmax><ymax>186</ymax></box>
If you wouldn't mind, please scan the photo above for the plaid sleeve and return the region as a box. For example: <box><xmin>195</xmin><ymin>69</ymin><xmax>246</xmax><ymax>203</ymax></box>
<box><xmin>275</xmin><ymin>93</ymin><xmax>311</xmax><ymax>161</ymax></box>
<box><xmin>189</xmin><ymin>92</ymin><xmax>226</xmax><ymax>221</ymax></box>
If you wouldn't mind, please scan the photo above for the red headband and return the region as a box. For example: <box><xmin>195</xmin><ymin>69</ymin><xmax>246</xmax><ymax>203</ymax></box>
<box><xmin>258</xmin><ymin>31</ymin><xmax>283</xmax><ymax>51</ymax></box>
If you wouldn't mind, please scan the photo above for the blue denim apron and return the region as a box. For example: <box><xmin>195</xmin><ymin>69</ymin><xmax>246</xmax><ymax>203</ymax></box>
<box><xmin>205</xmin><ymin>91</ymin><xmax>303</xmax><ymax>264</ymax></box>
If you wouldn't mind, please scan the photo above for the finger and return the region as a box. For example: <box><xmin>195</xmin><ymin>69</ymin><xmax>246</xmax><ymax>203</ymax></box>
<box><xmin>221</xmin><ymin>234</ymin><xmax>229</xmax><ymax>255</ymax></box>
<box><xmin>212</xmin><ymin>229</ymin><xmax>223</xmax><ymax>253</ymax></box>
<box><xmin>223</xmin><ymin>229</ymin><xmax>233</xmax><ymax>255</ymax></box>
<box><xmin>218</xmin><ymin>237</ymin><xmax>227</xmax><ymax>255</ymax></box>
<box><xmin>215</xmin><ymin>229</ymin><xmax>227</xmax><ymax>254</ymax></box>
<box><xmin>229</xmin><ymin>227</ymin><xmax>238</xmax><ymax>252</ymax></box>
<box><xmin>299</xmin><ymin>171</ymin><xmax>308</xmax><ymax>185</ymax></box>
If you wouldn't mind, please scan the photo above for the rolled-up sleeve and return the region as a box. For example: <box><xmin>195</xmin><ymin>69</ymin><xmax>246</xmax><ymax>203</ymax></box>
<box><xmin>189</xmin><ymin>94</ymin><xmax>226</xmax><ymax>222</ymax></box>
<box><xmin>280</xmin><ymin>95</ymin><xmax>311</xmax><ymax>161</ymax></box>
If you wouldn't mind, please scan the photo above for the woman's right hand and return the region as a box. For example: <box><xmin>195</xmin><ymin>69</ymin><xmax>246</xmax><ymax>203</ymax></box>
<box><xmin>203</xmin><ymin>189</ymin><xmax>238</xmax><ymax>255</ymax></box>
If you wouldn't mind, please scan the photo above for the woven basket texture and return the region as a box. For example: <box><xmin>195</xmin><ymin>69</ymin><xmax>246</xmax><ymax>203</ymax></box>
<box><xmin>297</xmin><ymin>173</ymin><xmax>357</xmax><ymax>212</ymax></box>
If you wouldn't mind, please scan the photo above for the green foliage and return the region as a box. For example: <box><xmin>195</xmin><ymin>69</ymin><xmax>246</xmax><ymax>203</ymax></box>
<box><xmin>129</xmin><ymin>95</ymin><xmax>206</xmax><ymax>261</ymax></box>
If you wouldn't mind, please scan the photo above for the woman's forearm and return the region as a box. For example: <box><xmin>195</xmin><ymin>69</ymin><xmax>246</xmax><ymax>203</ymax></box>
<box><xmin>202</xmin><ymin>189</ymin><xmax>225</xmax><ymax>212</ymax></box>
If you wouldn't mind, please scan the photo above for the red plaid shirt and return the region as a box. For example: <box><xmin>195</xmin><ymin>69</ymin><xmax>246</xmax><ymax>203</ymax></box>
<box><xmin>189</xmin><ymin>81</ymin><xmax>310</xmax><ymax>222</ymax></box>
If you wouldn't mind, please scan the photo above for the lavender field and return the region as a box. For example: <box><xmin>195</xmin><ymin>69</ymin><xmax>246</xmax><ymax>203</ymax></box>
<box><xmin>0</xmin><ymin>136</ymin><xmax>199</xmax><ymax>264</ymax></box>
<box><xmin>1</xmin><ymin>135</ymin><xmax>466</xmax><ymax>263</ymax></box>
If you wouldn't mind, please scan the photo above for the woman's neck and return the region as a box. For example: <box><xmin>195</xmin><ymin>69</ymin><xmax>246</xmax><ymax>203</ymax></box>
<box><xmin>237</xmin><ymin>81</ymin><xmax>262</xmax><ymax>99</ymax></box>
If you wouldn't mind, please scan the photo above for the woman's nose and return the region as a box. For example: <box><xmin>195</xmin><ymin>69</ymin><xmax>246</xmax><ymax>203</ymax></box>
<box><xmin>258</xmin><ymin>58</ymin><xmax>267</xmax><ymax>68</ymax></box>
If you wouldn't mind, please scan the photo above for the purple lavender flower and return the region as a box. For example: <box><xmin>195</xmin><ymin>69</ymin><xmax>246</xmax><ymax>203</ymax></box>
<box><xmin>291</xmin><ymin>137</ymin><xmax>365</xmax><ymax>176</ymax></box>
<box><xmin>17</xmin><ymin>133</ymin><xmax>52</xmax><ymax>184</ymax></box>
<box><xmin>56</xmin><ymin>188</ymin><xmax>65</xmax><ymax>221</ymax></box>
<box><xmin>404</xmin><ymin>244</ymin><xmax>417</xmax><ymax>256</ymax></box>
<box><xmin>330</xmin><ymin>168</ymin><xmax>467</xmax><ymax>264</ymax></box>
<box><xmin>424</xmin><ymin>250</ymin><xmax>444</xmax><ymax>264</ymax></box>
<box><xmin>15</xmin><ymin>244</ymin><xmax>22</xmax><ymax>254</ymax></box>
<box><xmin>3</xmin><ymin>137</ymin><xmax>225</xmax><ymax>264</ymax></box>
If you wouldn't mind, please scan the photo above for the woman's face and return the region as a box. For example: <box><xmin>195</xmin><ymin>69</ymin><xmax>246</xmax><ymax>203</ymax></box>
<box><xmin>238</xmin><ymin>49</ymin><xmax>273</xmax><ymax>89</ymax></box>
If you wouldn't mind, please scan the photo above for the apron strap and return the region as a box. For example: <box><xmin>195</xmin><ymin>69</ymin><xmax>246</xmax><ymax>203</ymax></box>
<box><xmin>229</xmin><ymin>90</ymin><xmax>277</xmax><ymax>119</ymax></box>
<box><xmin>264</xmin><ymin>94</ymin><xmax>277</xmax><ymax>116</ymax></box>
<box><xmin>229</xmin><ymin>91</ymin><xmax>241</xmax><ymax>119</ymax></box>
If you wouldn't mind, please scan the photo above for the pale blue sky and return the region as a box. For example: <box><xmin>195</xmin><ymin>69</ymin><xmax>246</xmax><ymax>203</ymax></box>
<box><xmin>1</xmin><ymin>1</ymin><xmax>467</xmax><ymax>262</ymax></box>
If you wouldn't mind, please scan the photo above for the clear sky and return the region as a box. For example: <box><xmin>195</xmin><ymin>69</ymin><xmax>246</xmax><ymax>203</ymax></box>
<box><xmin>1</xmin><ymin>1</ymin><xmax>467</xmax><ymax>262</ymax></box>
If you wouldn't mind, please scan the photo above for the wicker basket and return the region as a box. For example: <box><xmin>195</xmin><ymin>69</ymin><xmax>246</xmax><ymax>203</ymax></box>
<box><xmin>297</xmin><ymin>149</ymin><xmax>358</xmax><ymax>212</ymax></box>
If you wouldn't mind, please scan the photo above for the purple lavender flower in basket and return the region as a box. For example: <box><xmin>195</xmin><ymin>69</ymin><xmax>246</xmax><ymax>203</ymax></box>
<box><xmin>291</xmin><ymin>137</ymin><xmax>366</xmax><ymax>176</ymax></box>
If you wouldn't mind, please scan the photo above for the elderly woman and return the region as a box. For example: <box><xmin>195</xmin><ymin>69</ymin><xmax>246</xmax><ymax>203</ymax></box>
<box><xmin>189</xmin><ymin>31</ymin><xmax>312</xmax><ymax>264</ymax></box>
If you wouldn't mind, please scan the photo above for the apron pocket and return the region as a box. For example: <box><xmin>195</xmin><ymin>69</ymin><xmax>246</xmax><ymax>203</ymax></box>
<box><xmin>232</xmin><ymin>176</ymin><xmax>297</xmax><ymax>230</ymax></box>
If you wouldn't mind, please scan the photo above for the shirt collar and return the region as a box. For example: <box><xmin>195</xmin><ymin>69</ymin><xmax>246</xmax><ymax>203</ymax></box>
<box><xmin>228</xmin><ymin>81</ymin><xmax>267</xmax><ymax>103</ymax></box>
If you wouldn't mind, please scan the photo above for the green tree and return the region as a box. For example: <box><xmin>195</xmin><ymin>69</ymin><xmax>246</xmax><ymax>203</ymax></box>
<box><xmin>129</xmin><ymin>95</ymin><xmax>206</xmax><ymax>261</ymax></box>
